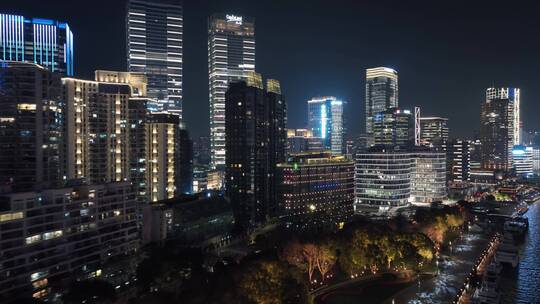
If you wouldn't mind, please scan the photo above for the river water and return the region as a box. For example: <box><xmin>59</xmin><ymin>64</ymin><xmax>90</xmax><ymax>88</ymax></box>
<box><xmin>499</xmin><ymin>202</ymin><xmax>540</xmax><ymax>303</ymax></box>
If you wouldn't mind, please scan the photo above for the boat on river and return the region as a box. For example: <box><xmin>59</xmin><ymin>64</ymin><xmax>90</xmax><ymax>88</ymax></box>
<box><xmin>495</xmin><ymin>233</ymin><xmax>519</xmax><ymax>268</ymax></box>
<box><xmin>472</xmin><ymin>262</ymin><xmax>502</xmax><ymax>304</ymax></box>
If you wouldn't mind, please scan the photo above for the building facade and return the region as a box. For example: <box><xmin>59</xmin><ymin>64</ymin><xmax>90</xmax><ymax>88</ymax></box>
<box><xmin>0</xmin><ymin>62</ymin><xmax>63</xmax><ymax>193</ymax></box>
<box><xmin>512</xmin><ymin>145</ymin><xmax>533</xmax><ymax>177</ymax></box>
<box><xmin>286</xmin><ymin>129</ymin><xmax>324</xmax><ymax>154</ymax></box>
<box><xmin>126</xmin><ymin>0</ymin><xmax>183</xmax><ymax>115</ymax></box>
<box><xmin>533</xmin><ymin>148</ymin><xmax>540</xmax><ymax>174</ymax></box>
<box><xmin>355</xmin><ymin>146</ymin><xmax>446</xmax><ymax>213</ymax></box>
<box><xmin>145</xmin><ymin>113</ymin><xmax>181</xmax><ymax>202</ymax></box>
<box><xmin>365</xmin><ymin>67</ymin><xmax>398</xmax><ymax>140</ymax></box>
<box><xmin>209</xmin><ymin>14</ymin><xmax>255</xmax><ymax>168</ymax></box>
<box><xmin>225</xmin><ymin>74</ymin><xmax>286</xmax><ymax>229</ymax></box>
<box><xmin>0</xmin><ymin>182</ymin><xmax>138</xmax><ymax>301</ymax></box>
<box><xmin>63</xmin><ymin>72</ymin><xmax>149</xmax><ymax>187</ymax></box>
<box><xmin>420</xmin><ymin>117</ymin><xmax>449</xmax><ymax>150</ymax></box>
<box><xmin>447</xmin><ymin>139</ymin><xmax>471</xmax><ymax>182</ymax></box>
<box><xmin>355</xmin><ymin>147</ymin><xmax>412</xmax><ymax>211</ymax></box>
<box><xmin>178</xmin><ymin>124</ymin><xmax>193</xmax><ymax>194</ymax></box>
<box><xmin>307</xmin><ymin>96</ymin><xmax>344</xmax><ymax>155</ymax></box>
<box><xmin>277</xmin><ymin>153</ymin><xmax>354</xmax><ymax>230</ymax></box>
<box><xmin>0</xmin><ymin>14</ymin><xmax>74</xmax><ymax>76</ymax></box>
<box><xmin>372</xmin><ymin>108</ymin><xmax>414</xmax><ymax>147</ymax></box>
<box><xmin>410</xmin><ymin>149</ymin><xmax>446</xmax><ymax>203</ymax></box>
<box><xmin>480</xmin><ymin>88</ymin><xmax>519</xmax><ymax>171</ymax></box>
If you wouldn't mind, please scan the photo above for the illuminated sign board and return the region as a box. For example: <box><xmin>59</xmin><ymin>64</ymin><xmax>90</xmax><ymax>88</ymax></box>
<box><xmin>226</xmin><ymin>14</ymin><xmax>243</xmax><ymax>25</ymax></box>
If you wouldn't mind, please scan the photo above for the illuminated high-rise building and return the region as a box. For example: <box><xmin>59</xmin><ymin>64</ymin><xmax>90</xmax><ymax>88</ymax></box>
<box><xmin>63</xmin><ymin>71</ymin><xmax>149</xmax><ymax>187</ymax></box>
<box><xmin>208</xmin><ymin>14</ymin><xmax>255</xmax><ymax>168</ymax></box>
<box><xmin>307</xmin><ymin>96</ymin><xmax>344</xmax><ymax>155</ymax></box>
<box><xmin>126</xmin><ymin>0</ymin><xmax>183</xmax><ymax>115</ymax></box>
<box><xmin>365</xmin><ymin>67</ymin><xmax>398</xmax><ymax>140</ymax></box>
<box><xmin>447</xmin><ymin>139</ymin><xmax>471</xmax><ymax>182</ymax></box>
<box><xmin>420</xmin><ymin>117</ymin><xmax>449</xmax><ymax>150</ymax></box>
<box><xmin>225</xmin><ymin>74</ymin><xmax>286</xmax><ymax>229</ymax></box>
<box><xmin>480</xmin><ymin>88</ymin><xmax>520</xmax><ymax>171</ymax></box>
<box><xmin>0</xmin><ymin>62</ymin><xmax>63</xmax><ymax>193</ymax></box>
<box><xmin>0</xmin><ymin>14</ymin><xmax>74</xmax><ymax>76</ymax></box>
<box><xmin>145</xmin><ymin>113</ymin><xmax>182</xmax><ymax>202</ymax></box>
<box><xmin>372</xmin><ymin>107</ymin><xmax>414</xmax><ymax>147</ymax></box>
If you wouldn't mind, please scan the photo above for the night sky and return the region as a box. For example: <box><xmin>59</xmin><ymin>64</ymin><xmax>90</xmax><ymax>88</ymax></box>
<box><xmin>4</xmin><ymin>0</ymin><xmax>540</xmax><ymax>138</ymax></box>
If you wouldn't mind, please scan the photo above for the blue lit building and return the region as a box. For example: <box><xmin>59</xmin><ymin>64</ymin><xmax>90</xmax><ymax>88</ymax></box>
<box><xmin>0</xmin><ymin>14</ymin><xmax>74</xmax><ymax>76</ymax></box>
<box><xmin>307</xmin><ymin>96</ymin><xmax>344</xmax><ymax>155</ymax></box>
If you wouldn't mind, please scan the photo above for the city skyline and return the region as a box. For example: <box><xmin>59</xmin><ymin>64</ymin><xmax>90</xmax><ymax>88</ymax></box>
<box><xmin>3</xmin><ymin>0</ymin><xmax>540</xmax><ymax>139</ymax></box>
<box><xmin>3</xmin><ymin>1</ymin><xmax>540</xmax><ymax>303</ymax></box>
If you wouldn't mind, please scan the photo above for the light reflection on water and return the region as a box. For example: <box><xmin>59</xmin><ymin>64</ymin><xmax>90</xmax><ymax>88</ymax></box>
<box><xmin>499</xmin><ymin>202</ymin><xmax>540</xmax><ymax>304</ymax></box>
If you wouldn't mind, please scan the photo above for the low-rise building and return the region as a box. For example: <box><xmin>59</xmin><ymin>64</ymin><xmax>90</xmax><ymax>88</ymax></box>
<box><xmin>142</xmin><ymin>194</ymin><xmax>234</xmax><ymax>251</ymax></box>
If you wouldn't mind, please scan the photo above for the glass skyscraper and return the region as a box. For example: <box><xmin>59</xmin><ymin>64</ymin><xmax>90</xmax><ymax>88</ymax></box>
<box><xmin>307</xmin><ymin>96</ymin><xmax>344</xmax><ymax>155</ymax></box>
<box><xmin>126</xmin><ymin>0</ymin><xmax>183</xmax><ymax>115</ymax></box>
<box><xmin>365</xmin><ymin>67</ymin><xmax>398</xmax><ymax>140</ymax></box>
<box><xmin>420</xmin><ymin>116</ymin><xmax>449</xmax><ymax>150</ymax></box>
<box><xmin>208</xmin><ymin>14</ymin><xmax>255</xmax><ymax>168</ymax></box>
<box><xmin>0</xmin><ymin>14</ymin><xmax>74</xmax><ymax>76</ymax></box>
<box><xmin>480</xmin><ymin>87</ymin><xmax>520</xmax><ymax>171</ymax></box>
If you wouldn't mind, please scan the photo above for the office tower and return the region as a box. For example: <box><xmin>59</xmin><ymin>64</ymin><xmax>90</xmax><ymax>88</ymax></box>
<box><xmin>0</xmin><ymin>62</ymin><xmax>63</xmax><ymax>193</ymax></box>
<box><xmin>146</xmin><ymin>113</ymin><xmax>181</xmax><ymax>202</ymax></box>
<box><xmin>470</xmin><ymin>138</ymin><xmax>482</xmax><ymax>170</ymax></box>
<box><xmin>307</xmin><ymin>96</ymin><xmax>344</xmax><ymax>155</ymax></box>
<box><xmin>410</xmin><ymin>148</ymin><xmax>446</xmax><ymax>203</ymax></box>
<box><xmin>267</xmin><ymin>79</ymin><xmax>287</xmax><ymax>166</ymax></box>
<box><xmin>286</xmin><ymin>129</ymin><xmax>324</xmax><ymax>154</ymax></box>
<box><xmin>372</xmin><ymin>107</ymin><xmax>414</xmax><ymax>146</ymax></box>
<box><xmin>355</xmin><ymin>146</ymin><xmax>412</xmax><ymax>211</ymax></box>
<box><xmin>533</xmin><ymin>148</ymin><xmax>540</xmax><ymax>174</ymax></box>
<box><xmin>365</xmin><ymin>67</ymin><xmax>398</xmax><ymax>140</ymax></box>
<box><xmin>480</xmin><ymin>88</ymin><xmax>519</xmax><ymax>171</ymax></box>
<box><xmin>512</xmin><ymin>145</ymin><xmax>533</xmax><ymax>177</ymax></box>
<box><xmin>277</xmin><ymin>152</ymin><xmax>354</xmax><ymax>230</ymax></box>
<box><xmin>420</xmin><ymin>116</ymin><xmax>449</xmax><ymax>150</ymax></box>
<box><xmin>178</xmin><ymin>123</ymin><xmax>193</xmax><ymax>194</ymax></box>
<box><xmin>0</xmin><ymin>182</ymin><xmax>138</xmax><ymax>301</ymax></box>
<box><xmin>126</xmin><ymin>0</ymin><xmax>183</xmax><ymax>115</ymax></box>
<box><xmin>63</xmin><ymin>71</ymin><xmax>149</xmax><ymax>186</ymax></box>
<box><xmin>209</xmin><ymin>14</ymin><xmax>255</xmax><ymax>168</ymax></box>
<box><xmin>0</xmin><ymin>14</ymin><xmax>74</xmax><ymax>76</ymax></box>
<box><xmin>486</xmin><ymin>88</ymin><xmax>520</xmax><ymax>145</ymax></box>
<box><xmin>447</xmin><ymin>139</ymin><xmax>471</xmax><ymax>182</ymax></box>
<box><xmin>355</xmin><ymin>146</ymin><xmax>446</xmax><ymax>213</ymax></box>
<box><xmin>225</xmin><ymin>74</ymin><xmax>286</xmax><ymax>229</ymax></box>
